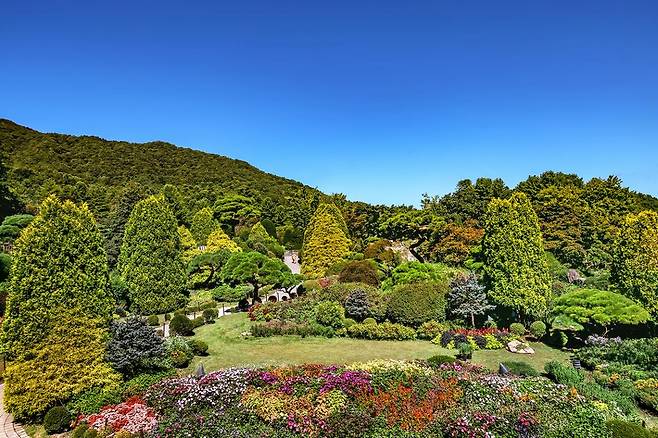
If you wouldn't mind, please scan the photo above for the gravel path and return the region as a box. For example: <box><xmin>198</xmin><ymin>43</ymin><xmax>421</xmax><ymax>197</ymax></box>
<box><xmin>0</xmin><ymin>385</ymin><xmax>28</xmax><ymax>438</ymax></box>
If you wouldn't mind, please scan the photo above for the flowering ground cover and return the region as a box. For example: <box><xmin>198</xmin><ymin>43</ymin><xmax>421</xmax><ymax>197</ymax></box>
<box><xmin>74</xmin><ymin>359</ymin><xmax>622</xmax><ymax>437</ymax></box>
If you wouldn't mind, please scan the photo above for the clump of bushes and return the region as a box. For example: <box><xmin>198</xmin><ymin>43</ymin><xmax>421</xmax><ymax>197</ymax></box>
<box><xmin>169</xmin><ymin>314</ymin><xmax>194</xmax><ymax>336</ymax></box>
<box><xmin>251</xmin><ymin>321</ymin><xmax>335</xmax><ymax>338</ymax></box>
<box><xmin>314</xmin><ymin>301</ymin><xmax>345</xmax><ymax>329</ymax></box>
<box><xmin>43</xmin><ymin>406</ymin><xmax>72</xmax><ymax>434</ymax></box>
<box><xmin>416</xmin><ymin>320</ymin><xmax>449</xmax><ymax>340</ymax></box>
<box><xmin>426</xmin><ymin>355</ymin><xmax>456</xmax><ymax>368</ymax></box>
<box><xmin>432</xmin><ymin>328</ymin><xmax>511</xmax><ymax>350</ymax></box>
<box><xmin>165</xmin><ymin>336</ymin><xmax>194</xmax><ymax>368</ymax></box>
<box><xmin>202</xmin><ymin>308</ymin><xmax>216</xmax><ymax>323</ymax></box>
<box><xmin>347</xmin><ymin>321</ymin><xmax>416</xmax><ymax>340</ymax></box>
<box><xmin>344</xmin><ymin>289</ymin><xmax>370</xmax><ymax>321</ymax></box>
<box><xmin>529</xmin><ymin>321</ymin><xmax>546</xmax><ymax>339</ymax></box>
<box><xmin>509</xmin><ymin>323</ymin><xmax>526</xmax><ymax>337</ymax></box>
<box><xmin>338</xmin><ymin>260</ymin><xmax>380</xmax><ymax>286</ymax></box>
<box><xmin>189</xmin><ymin>339</ymin><xmax>209</xmax><ymax>356</ymax></box>
<box><xmin>386</xmin><ymin>281</ymin><xmax>448</xmax><ymax>327</ymax></box>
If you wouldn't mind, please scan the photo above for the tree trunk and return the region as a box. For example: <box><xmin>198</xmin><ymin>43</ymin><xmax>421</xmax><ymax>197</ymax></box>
<box><xmin>409</xmin><ymin>239</ymin><xmax>425</xmax><ymax>263</ymax></box>
<box><xmin>251</xmin><ymin>283</ymin><xmax>260</xmax><ymax>304</ymax></box>
<box><xmin>471</xmin><ymin>313</ymin><xmax>475</xmax><ymax>328</ymax></box>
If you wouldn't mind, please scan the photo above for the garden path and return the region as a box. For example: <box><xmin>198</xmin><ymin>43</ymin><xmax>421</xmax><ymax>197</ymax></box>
<box><xmin>0</xmin><ymin>385</ymin><xmax>28</xmax><ymax>438</ymax></box>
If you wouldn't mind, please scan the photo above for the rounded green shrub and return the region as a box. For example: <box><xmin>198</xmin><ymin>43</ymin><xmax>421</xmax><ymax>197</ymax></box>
<box><xmin>202</xmin><ymin>308</ymin><xmax>216</xmax><ymax>323</ymax></box>
<box><xmin>314</xmin><ymin>301</ymin><xmax>345</xmax><ymax>329</ymax></box>
<box><xmin>169</xmin><ymin>314</ymin><xmax>194</xmax><ymax>336</ymax></box>
<box><xmin>363</xmin><ymin>317</ymin><xmax>377</xmax><ymax>325</ymax></box>
<box><xmin>386</xmin><ymin>281</ymin><xmax>449</xmax><ymax>328</ymax></box>
<box><xmin>190</xmin><ymin>339</ymin><xmax>209</xmax><ymax>356</ymax></box>
<box><xmin>43</xmin><ymin>406</ymin><xmax>72</xmax><ymax>434</ymax></box>
<box><xmin>165</xmin><ymin>336</ymin><xmax>193</xmax><ymax>368</ymax></box>
<box><xmin>147</xmin><ymin>315</ymin><xmax>160</xmax><ymax>326</ymax></box>
<box><xmin>338</xmin><ymin>260</ymin><xmax>380</xmax><ymax>286</ymax></box>
<box><xmin>529</xmin><ymin>321</ymin><xmax>546</xmax><ymax>339</ymax></box>
<box><xmin>192</xmin><ymin>316</ymin><xmax>205</xmax><ymax>328</ymax></box>
<box><xmin>343</xmin><ymin>318</ymin><xmax>357</xmax><ymax>328</ymax></box>
<box><xmin>509</xmin><ymin>323</ymin><xmax>526</xmax><ymax>337</ymax></box>
<box><xmin>71</xmin><ymin>423</ymin><xmax>88</xmax><ymax>438</ymax></box>
<box><xmin>426</xmin><ymin>354</ymin><xmax>456</xmax><ymax>368</ymax></box>
<box><xmin>416</xmin><ymin>321</ymin><xmax>449</xmax><ymax>340</ymax></box>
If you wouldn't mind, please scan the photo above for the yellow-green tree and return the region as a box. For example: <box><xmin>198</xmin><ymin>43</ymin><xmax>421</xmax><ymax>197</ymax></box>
<box><xmin>178</xmin><ymin>224</ymin><xmax>201</xmax><ymax>262</ymax></box>
<box><xmin>0</xmin><ymin>196</ymin><xmax>118</xmax><ymax>420</ymax></box>
<box><xmin>302</xmin><ymin>203</ymin><xmax>351</xmax><ymax>278</ymax></box>
<box><xmin>482</xmin><ymin>192</ymin><xmax>551</xmax><ymax>319</ymax></box>
<box><xmin>207</xmin><ymin>227</ymin><xmax>240</xmax><ymax>252</ymax></box>
<box><xmin>190</xmin><ymin>207</ymin><xmax>218</xmax><ymax>246</ymax></box>
<box><xmin>612</xmin><ymin>211</ymin><xmax>658</xmax><ymax>317</ymax></box>
<box><xmin>119</xmin><ymin>195</ymin><xmax>187</xmax><ymax>314</ymax></box>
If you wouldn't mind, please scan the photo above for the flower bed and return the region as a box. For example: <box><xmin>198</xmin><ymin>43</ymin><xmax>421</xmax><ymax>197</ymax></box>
<box><xmin>432</xmin><ymin>327</ymin><xmax>514</xmax><ymax>350</ymax></box>
<box><xmin>72</xmin><ymin>359</ymin><xmax>627</xmax><ymax>437</ymax></box>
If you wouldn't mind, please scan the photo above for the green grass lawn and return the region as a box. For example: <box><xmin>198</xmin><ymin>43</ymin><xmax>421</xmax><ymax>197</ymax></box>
<box><xmin>187</xmin><ymin>313</ymin><xmax>570</xmax><ymax>373</ymax></box>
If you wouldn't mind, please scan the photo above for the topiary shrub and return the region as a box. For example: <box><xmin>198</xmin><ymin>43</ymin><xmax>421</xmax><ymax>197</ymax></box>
<box><xmin>343</xmin><ymin>318</ymin><xmax>357</xmax><ymax>328</ymax></box>
<box><xmin>71</xmin><ymin>423</ymin><xmax>88</xmax><ymax>438</ymax></box>
<box><xmin>386</xmin><ymin>281</ymin><xmax>449</xmax><ymax>328</ymax></box>
<box><xmin>529</xmin><ymin>321</ymin><xmax>546</xmax><ymax>339</ymax></box>
<box><xmin>344</xmin><ymin>289</ymin><xmax>370</xmax><ymax>321</ymax></box>
<box><xmin>338</xmin><ymin>260</ymin><xmax>380</xmax><ymax>286</ymax></box>
<box><xmin>165</xmin><ymin>336</ymin><xmax>194</xmax><ymax>368</ymax></box>
<box><xmin>147</xmin><ymin>315</ymin><xmax>160</xmax><ymax>326</ymax></box>
<box><xmin>363</xmin><ymin>317</ymin><xmax>377</xmax><ymax>325</ymax></box>
<box><xmin>426</xmin><ymin>354</ymin><xmax>456</xmax><ymax>368</ymax></box>
<box><xmin>501</xmin><ymin>361</ymin><xmax>539</xmax><ymax>377</ymax></box>
<box><xmin>314</xmin><ymin>301</ymin><xmax>345</xmax><ymax>329</ymax></box>
<box><xmin>202</xmin><ymin>308</ymin><xmax>216</xmax><ymax>323</ymax></box>
<box><xmin>43</xmin><ymin>406</ymin><xmax>72</xmax><ymax>434</ymax></box>
<box><xmin>189</xmin><ymin>339</ymin><xmax>209</xmax><ymax>356</ymax></box>
<box><xmin>192</xmin><ymin>316</ymin><xmax>205</xmax><ymax>329</ymax></box>
<box><xmin>509</xmin><ymin>323</ymin><xmax>526</xmax><ymax>337</ymax></box>
<box><xmin>169</xmin><ymin>314</ymin><xmax>194</xmax><ymax>336</ymax></box>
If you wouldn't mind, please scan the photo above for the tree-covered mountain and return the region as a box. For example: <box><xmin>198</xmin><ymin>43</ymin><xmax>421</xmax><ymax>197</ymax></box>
<box><xmin>0</xmin><ymin>118</ymin><xmax>321</xmax><ymax>217</ymax></box>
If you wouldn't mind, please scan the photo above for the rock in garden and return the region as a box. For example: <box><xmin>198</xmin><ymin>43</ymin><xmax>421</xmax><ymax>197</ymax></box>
<box><xmin>507</xmin><ymin>340</ymin><xmax>535</xmax><ymax>354</ymax></box>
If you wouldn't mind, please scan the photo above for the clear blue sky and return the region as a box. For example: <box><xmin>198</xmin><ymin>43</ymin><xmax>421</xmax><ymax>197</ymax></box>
<box><xmin>2</xmin><ymin>1</ymin><xmax>658</xmax><ymax>205</ymax></box>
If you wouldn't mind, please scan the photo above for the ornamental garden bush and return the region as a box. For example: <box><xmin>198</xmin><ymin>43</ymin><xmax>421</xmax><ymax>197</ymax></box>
<box><xmin>432</xmin><ymin>328</ymin><xmax>512</xmax><ymax>350</ymax></box>
<box><xmin>314</xmin><ymin>301</ymin><xmax>345</xmax><ymax>329</ymax></box>
<box><xmin>347</xmin><ymin>321</ymin><xmax>416</xmax><ymax>340</ymax></box>
<box><xmin>169</xmin><ymin>314</ymin><xmax>194</xmax><ymax>336</ymax></box>
<box><xmin>529</xmin><ymin>320</ymin><xmax>546</xmax><ymax>339</ymax></box>
<box><xmin>43</xmin><ymin>406</ymin><xmax>72</xmax><ymax>434</ymax></box>
<box><xmin>386</xmin><ymin>281</ymin><xmax>449</xmax><ymax>327</ymax></box>
<box><xmin>510</xmin><ymin>322</ymin><xmax>526</xmax><ymax>336</ymax></box>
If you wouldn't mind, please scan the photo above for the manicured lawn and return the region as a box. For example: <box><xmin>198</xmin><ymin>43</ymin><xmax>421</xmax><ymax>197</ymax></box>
<box><xmin>187</xmin><ymin>313</ymin><xmax>570</xmax><ymax>373</ymax></box>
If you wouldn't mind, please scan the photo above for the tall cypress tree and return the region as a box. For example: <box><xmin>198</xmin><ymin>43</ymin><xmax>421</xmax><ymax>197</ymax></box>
<box><xmin>119</xmin><ymin>195</ymin><xmax>186</xmax><ymax>314</ymax></box>
<box><xmin>612</xmin><ymin>210</ymin><xmax>658</xmax><ymax>318</ymax></box>
<box><xmin>301</xmin><ymin>203</ymin><xmax>351</xmax><ymax>278</ymax></box>
<box><xmin>190</xmin><ymin>207</ymin><xmax>218</xmax><ymax>246</ymax></box>
<box><xmin>482</xmin><ymin>192</ymin><xmax>551</xmax><ymax>319</ymax></box>
<box><xmin>0</xmin><ymin>196</ymin><xmax>118</xmax><ymax>419</ymax></box>
<box><xmin>1</xmin><ymin>195</ymin><xmax>114</xmax><ymax>356</ymax></box>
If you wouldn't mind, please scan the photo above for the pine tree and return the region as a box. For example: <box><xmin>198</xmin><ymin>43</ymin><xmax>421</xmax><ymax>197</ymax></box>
<box><xmin>1</xmin><ymin>195</ymin><xmax>114</xmax><ymax>357</ymax></box>
<box><xmin>119</xmin><ymin>195</ymin><xmax>186</xmax><ymax>314</ymax></box>
<box><xmin>612</xmin><ymin>210</ymin><xmax>658</xmax><ymax>317</ymax></box>
<box><xmin>190</xmin><ymin>207</ymin><xmax>218</xmax><ymax>246</ymax></box>
<box><xmin>301</xmin><ymin>203</ymin><xmax>351</xmax><ymax>278</ymax></box>
<box><xmin>482</xmin><ymin>192</ymin><xmax>551</xmax><ymax>319</ymax></box>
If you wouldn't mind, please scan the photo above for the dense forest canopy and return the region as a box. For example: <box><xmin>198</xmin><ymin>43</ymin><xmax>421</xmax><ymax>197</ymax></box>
<box><xmin>1</xmin><ymin>119</ymin><xmax>657</xmax><ymax>276</ymax></box>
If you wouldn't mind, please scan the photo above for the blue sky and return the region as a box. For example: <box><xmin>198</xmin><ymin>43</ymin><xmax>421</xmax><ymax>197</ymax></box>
<box><xmin>2</xmin><ymin>0</ymin><xmax>658</xmax><ymax>205</ymax></box>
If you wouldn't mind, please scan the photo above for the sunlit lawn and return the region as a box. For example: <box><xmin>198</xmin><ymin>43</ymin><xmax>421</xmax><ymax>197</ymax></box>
<box><xmin>187</xmin><ymin>313</ymin><xmax>570</xmax><ymax>373</ymax></box>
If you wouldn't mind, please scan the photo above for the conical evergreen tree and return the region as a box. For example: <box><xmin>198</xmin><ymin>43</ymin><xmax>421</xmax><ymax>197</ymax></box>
<box><xmin>612</xmin><ymin>210</ymin><xmax>658</xmax><ymax>317</ymax></box>
<box><xmin>482</xmin><ymin>192</ymin><xmax>551</xmax><ymax>319</ymax></box>
<box><xmin>1</xmin><ymin>195</ymin><xmax>114</xmax><ymax>357</ymax></box>
<box><xmin>0</xmin><ymin>196</ymin><xmax>118</xmax><ymax>420</ymax></box>
<box><xmin>119</xmin><ymin>195</ymin><xmax>186</xmax><ymax>314</ymax></box>
<box><xmin>302</xmin><ymin>203</ymin><xmax>351</xmax><ymax>278</ymax></box>
<box><xmin>207</xmin><ymin>227</ymin><xmax>240</xmax><ymax>252</ymax></box>
<box><xmin>191</xmin><ymin>207</ymin><xmax>219</xmax><ymax>246</ymax></box>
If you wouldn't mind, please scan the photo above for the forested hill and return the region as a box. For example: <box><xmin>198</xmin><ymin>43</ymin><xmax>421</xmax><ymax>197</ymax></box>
<box><xmin>0</xmin><ymin>118</ymin><xmax>319</xmax><ymax>212</ymax></box>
